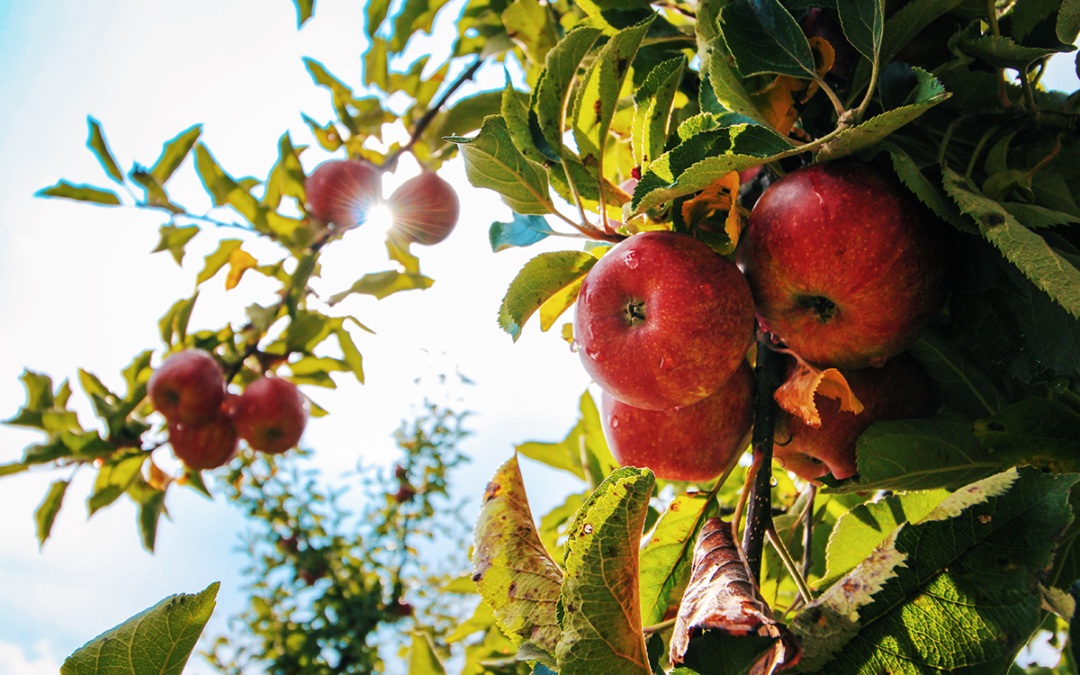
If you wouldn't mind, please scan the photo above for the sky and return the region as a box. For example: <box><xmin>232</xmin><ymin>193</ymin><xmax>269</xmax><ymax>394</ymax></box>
<box><xmin>0</xmin><ymin>2</ymin><xmax>1078</xmax><ymax>674</ymax></box>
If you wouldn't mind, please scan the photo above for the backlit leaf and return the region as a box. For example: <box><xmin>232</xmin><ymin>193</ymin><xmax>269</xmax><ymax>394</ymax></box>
<box><xmin>36</xmin><ymin>181</ymin><xmax>121</xmax><ymax>206</ymax></box>
<box><xmin>294</xmin><ymin>0</ymin><xmax>314</xmax><ymax>27</ymax></box>
<box><xmin>775</xmin><ymin>358</ymin><xmax>864</xmax><ymax>428</ymax></box>
<box><xmin>150</xmin><ymin>124</ymin><xmax>202</xmax><ymax>185</ymax></box>
<box><xmin>302</xmin><ymin>114</ymin><xmax>343</xmax><ymax>152</ymax></box>
<box><xmin>973</xmin><ymin>399</ymin><xmax>1080</xmax><ymax>469</ymax></box>
<box><xmin>449</xmin><ymin>116</ymin><xmax>555</xmax><ymax>215</ymax></box>
<box><xmin>196</xmin><ymin>239</ymin><xmax>243</xmax><ymax>286</ymax></box>
<box><xmin>837</xmin><ymin>0</ymin><xmax>884</xmax><ymax>63</ymax></box>
<box><xmin>633</xmin><ymin>56</ymin><xmax>686</xmax><ymax>170</ymax></box>
<box><xmin>535</xmin><ymin>26</ymin><xmax>604</xmax><ymax>157</ymax></box>
<box><xmin>225</xmin><ymin>247</ymin><xmax>258</xmax><ymax>290</ymax></box>
<box><xmin>35</xmin><ymin>480</ymin><xmax>70</xmax><ymax>549</ymax></box>
<box><xmin>327</xmin><ymin>271</ymin><xmax>434</xmax><ymax>304</ymax></box>
<box><xmin>158</xmin><ymin>293</ymin><xmax>198</xmax><ymax>347</ymax></box>
<box><xmin>88</xmin><ymin>453</ymin><xmax>148</xmax><ymax>516</ymax></box>
<box><xmin>151</xmin><ymin>224</ymin><xmax>199</xmax><ymax>266</ymax></box>
<box><xmin>497</xmin><ymin>250</ymin><xmax>596</xmax><ymax>341</ymax></box>
<box><xmin>639</xmin><ymin>492</ymin><xmax>718</xmax><ymax>627</ymax></box>
<box><xmin>85</xmin><ymin>117</ymin><xmax>124</xmax><ymax>183</ymax></box>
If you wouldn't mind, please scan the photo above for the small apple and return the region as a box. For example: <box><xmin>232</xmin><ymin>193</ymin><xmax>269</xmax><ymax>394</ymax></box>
<box><xmin>387</xmin><ymin>171</ymin><xmax>459</xmax><ymax>245</ymax></box>
<box><xmin>574</xmin><ymin>230</ymin><xmax>755</xmax><ymax>411</ymax></box>
<box><xmin>305</xmin><ymin>158</ymin><xmax>383</xmax><ymax>227</ymax></box>
<box><xmin>601</xmin><ymin>360</ymin><xmax>754</xmax><ymax>482</ymax></box>
<box><xmin>773</xmin><ymin>352</ymin><xmax>938</xmax><ymax>482</ymax></box>
<box><xmin>168</xmin><ymin>404</ymin><xmax>238</xmax><ymax>471</ymax></box>
<box><xmin>148</xmin><ymin>349</ymin><xmax>226</xmax><ymax>425</ymax></box>
<box><xmin>737</xmin><ymin>161</ymin><xmax>950</xmax><ymax>369</ymax></box>
<box><xmin>232</xmin><ymin>377</ymin><xmax>308</xmax><ymax>454</ymax></box>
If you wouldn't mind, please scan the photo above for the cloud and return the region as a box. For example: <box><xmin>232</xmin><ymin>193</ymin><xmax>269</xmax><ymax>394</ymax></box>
<box><xmin>0</xmin><ymin>640</ymin><xmax>61</xmax><ymax>675</ymax></box>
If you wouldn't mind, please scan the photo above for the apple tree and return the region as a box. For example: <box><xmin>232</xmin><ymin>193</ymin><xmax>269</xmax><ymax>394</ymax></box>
<box><xmin>7</xmin><ymin>0</ymin><xmax>1080</xmax><ymax>672</ymax></box>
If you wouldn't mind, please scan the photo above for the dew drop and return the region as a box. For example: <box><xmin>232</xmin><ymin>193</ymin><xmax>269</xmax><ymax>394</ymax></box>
<box><xmin>610</xmin><ymin>416</ymin><xmax>620</xmax><ymax>429</ymax></box>
<box><xmin>569</xmin><ymin>339</ymin><xmax>579</xmax><ymax>353</ymax></box>
<box><xmin>624</xmin><ymin>251</ymin><xmax>639</xmax><ymax>269</ymax></box>
<box><xmin>659</xmin><ymin>356</ymin><xmax>675</xmax><ymax>372</ymax></box>
<box><xmin>585</xmin><ymin>347</ymin><xmax>604</xmax><ymax>362</ymax></box>
<box><xmin>769</xmin><ymin>476</ymin><xmax>779</xmax><ymax>487</ymax></box>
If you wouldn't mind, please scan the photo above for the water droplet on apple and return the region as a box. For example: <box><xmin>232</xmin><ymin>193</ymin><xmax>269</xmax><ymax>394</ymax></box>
<box><xmin>659</xmin><ymin>356</ymin><xmax>675</xmax><ymax>371</ymax></box>
<box><xmin>569</xmin><ymin>339</ymin><xmax>579</xmax><ymax>353</ymax></box>
<box><xmin>610</xmin><ymin>416</ymin><xmax>620</xmax><ymax>429</ymax></box>
<box><xmin>585</xmin><ymin>347</ymin><xmax>603</xmax><ymax>362</ymax></box>
<box><xmin>624</xmin><ymin>251</ymin><xmax>639</xmax><ymax>269</ymax></box>
<box><xmin>769</xmin><ymin>475</ymin><xmax>779</xmax><ymax>487</ymax></box>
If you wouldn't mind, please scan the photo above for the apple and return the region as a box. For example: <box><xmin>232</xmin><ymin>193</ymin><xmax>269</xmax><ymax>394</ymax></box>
<box><xmin>168</xmin><ymin>403</ymin><xmax>238</xmax><ymax>471</ymax></box>
<box><xmin>387</xmin><ymin>171</ymin><xmax>459</xmax><ymax>245</ymax></box>
<box><xmin>305</xmin><ymin>158</ymin><xmax>383</xmax><ymax>227</ymax></box>
<box><xmin>232</xmin><ymin>376</ymin><xmax>308</xmax><ymax>454</ymax></box>
<box><xmin>773</xmin><ymin>351</ymin><xmax>938</xmax><ymax>482</ymax></box>
<box><xmin>574</xmin><ymin>230</ymin><xmax>756</xmax><ymax>411</ymax></box>
<box><xmin>148</xmin><ymin>349</ymin><xmax>226</xmax><ymax>425</ymax></box>
<box><xmin>737</xmin><ymin>161</ymin><xmax>950</xmax><ymax>369</ymax></box>
<box><xmin>600</xmin><ymin>360</ymin><xmax>754</xmax><ymax>483</ymax></box>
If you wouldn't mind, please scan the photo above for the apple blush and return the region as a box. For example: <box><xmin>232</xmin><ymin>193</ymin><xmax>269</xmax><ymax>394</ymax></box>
<box><xmin>387</xmin><ymin>171</ymin><xmax>460</xmax><ymax>245</ymax></box>
<box><xmin>574</xmin><ymin>230</ymin><xmax>755</xmax><ymax>411</ymax></box>
<box><xmin>231</xmin><ymin>376</ymin><xmax>309</xmax><ymax>454</ymax></box>
<box><xmin>738</xmin><ymin>161</ymin><xmax>950</xmax><ymax>370</ymax></box>
<box><xmin>304</xmin><ymin>158</ymin><xmax>383</xmax><ymax>228</ymax></box>
<box><xmin>148</xmin><ymin>349</ymin><xmax>226</xmax><ymax>425</ymax></box>
<box><xmin>168</xmin><ymin>403</ymin><xmax>239</xmax><ymax>471</ymax></box>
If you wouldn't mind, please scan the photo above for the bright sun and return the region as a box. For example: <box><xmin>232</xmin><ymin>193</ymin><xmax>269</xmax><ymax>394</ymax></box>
<box><xmin>366</xmin><ymin>204</ymin><xmax>393</xmax><ymax>231</ymax></box>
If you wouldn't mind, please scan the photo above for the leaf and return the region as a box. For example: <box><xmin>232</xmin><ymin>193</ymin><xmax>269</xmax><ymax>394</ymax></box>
<box><xmin>158</xmin><ymin>293</ymin><xmax>198</xmax><ymax>347</ymax></box>
<box><xmin>719</xmin><ymin>0</ymin><xmax>817</xmax><ymax>78</ymax></box>
<box><xmin>88</xmin><ymin>452</ymin><xmax>148</xmax><ymax>516</ymax></box>
<box><xmin>680</xmin><ymin>171</ymin><xmax>745</xmax><ymax>253</ymax></box>
<box><xmin>472</xmin><ymin>456</ymin><xmax>564</xmax><ymax>665</ymax></box>
<box><xmin>539</xmin><ymin>491</ymin><xmax>590</xmax><ymax>560</ymax></box>
<box><xmin>150</xmin><ymin>124</ymin><xmax>202</xmax><ymax>185</ymax></box>
<box><xmin>293</xmin><ymin>0</ymin><xmax>315</xmax><ymax>27</ymax></box>
<box><xmin>327</xmin><ymin>270</ymin><xmax>434</xmax><ymax>304</ymax></box>
<box><xmin>333</xmin><ymin>326</ymin><xmax>365</xmax><ymax>384</ymax></box>
<box><xmin>516</xmin><ymin>390</ymin><xmax>615</xmax><ymax>483</ymax></box>
<box><xmin>633</xmin><ymin>56</ymin><xmax>686</xmax><ymax>170</ymax></box>
<box><xmin>85</xmin><ymin>117</ymin><xmax>124</xmax><ymax>183</ymax></box>
<box><xmin>449</xmin><ymin>116</ymin><xmax>555</xmax><ymax>215</ymax></box>
<box><xmin>151</xmin><ymin>224</ymin><xmax>199</xmax><ymax>266</ymax></box>
<box><xmin>774</xmin><ymin>358</ymin><xmax>864</xmax><ymax>428</ymax></box>
<box><xmin>36</xmin><ymin>181</ymin><xmax>121</xmax><ymax>206</ymax></box>
<box><xmin>501</xmin><ymin>0</ymin><xmax>558</xmax><ymax>63</ymax></box>
<box><xmin>502</xmin><ymin>82</ymin><xmax>549</xmax><ymax>165</ymax></box>
<box><xmin>225</xmin><ymin>247</ymin><xmax>258</xmax><ymax>290</ymax></box>
<box><xmin>1002</xmin><ymin>202</ymin><xmax>1080</xmax><ymax>229</ymax></box>
<box><xmin>837</xmin><ymin>0</ymin><xmax>884</xmax><ymax>63</ymax></box>
<box><xmin>35</xmin><ymin>480</ymin><xmax>70</xmax><ymax>549</ymax></box>
<box><xmin>498</xmin><ymin>250</ymin><xmax>597</xmax><ymax>341</ymax></box>
<box><xmin>878</xmin><ymin>0</ymin><xmax>962</xmax><ymax>66</ymax></box>
<box><xmin>908</xmin><ymin>329</ymin><xmax>1006</xmax><ymax>419</ymax></box>
<box><xmin>390</xmin><ymin>0</ymin><xmax>451</xmax><ymax>51</ymax></box>
<box><xmin>556</xmin><ymin>467</ymin><xmax>655</xmax><ymax>675</ymax></box>
<box><xmin>136</xmin><ymin>488</ymin><xmax>166</xmax><ymax>554</ymax></box>
<box><xmin>973</xmin><ymin>399</ymin><xmax>1080</xmax><ymax>468</ymax></box>
<box><xmin>196</xmin><ymin>239</ymin><xmax>243</xmax><ymax>286</ymax></box>
<box><xmin>826</xmin><ymin>413</ymin><xmax>1006</xmax><ymax>493</ymax></box>
<box><xmin>669</xmin><ymin>518</ymin><xmax>801</xmax><ymax>671</ymax></box>
<box><xmin>958</xmin><ymin>33</ymin><xmax>1073</xmax><ymax>70</ymax></box>
<box><xmin>302</xmin><ymin>114</ymin><xmax>342</xmax><ymax>151</ymax></box>
<box><xmin>489</xmin><ymin>213</ymin><xmax>557</xmax><ymax>252</ymax></box>
<box><xmin>792</xmin><ymin>468</ymin><xmax>1078</xmax><ymax>673</ymax></box>
<box><xmin>535</xmin><ymin>26</ymin><xmax>604</xmax><ymax>157</ymax></box>
<box><xmin>407</xmin><ymin>630</ymin><xmax>447</xmax><ymax>675</ymax></box>
<box><xmin>60</xmin><ymin>582</ymin><xmax>218</xmax><ymax>675</ymax></box>
<box><xmin>942</xmin><ymin>166</ymin><xmax>1080</xmax><ymax>320</ymax></box>
<box><xmin>888</xmin><ymin>147</ymin><xmax>969</xmax><ymax>231</ymax></box>
<box><xmin>639</xmin><ymin>492</ymin><xmax>718</xmax><ymax>627</ymax></box>
<box><xmin>821</xmin><ymin>488</ymin><xmax>950</xmax><ymax>587</ymax></box>
<box><xmin>261</xmin><ymin>133</ymin><xmax>306</xmax><ymax>210</ymax></box>
<box><xmin>446</xmin><ymin>601</ymin><xmax>498</xmax><ymax>643</ymax></box>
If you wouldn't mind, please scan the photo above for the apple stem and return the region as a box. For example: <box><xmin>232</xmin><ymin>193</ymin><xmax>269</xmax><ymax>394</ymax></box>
<box><xmin>766</xmin><ymin>522</ymin><xmax>814</xmax><ymax>605</ymax></box>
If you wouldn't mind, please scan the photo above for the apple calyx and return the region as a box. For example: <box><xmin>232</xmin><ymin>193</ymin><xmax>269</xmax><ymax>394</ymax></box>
<box><xmin>624</xmin><ymin>300</ymin><xmax>647</xmax><ymax>325</ymax></box>
<box><xmin>796</xmin><ymin>294</ymin><xmax>838</xmax><ymax>323</ymax></box>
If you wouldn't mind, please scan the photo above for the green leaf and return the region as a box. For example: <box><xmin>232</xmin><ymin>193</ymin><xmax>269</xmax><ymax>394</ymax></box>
<box><xmin>196</xmin><ymin>239</ymin><xmax>243</xmax><ymax>286</ymax></box>
<box><xmin>407</xmin><ymin>630</ymin><xmax>447</xmax><ymax>675</ymax></box>
<box><xmin>293</xmin><ymin>0</ymin><xmax>315</xmax><ymax>27</ymax></box>
<box><xmin>35</xmin><ymin>480</ymin><xmax>70</xmax><ymax>549</ymax></box>
<box><xmin>888</xmin><ymin>147</ymin><xmax>970</xmax><ymax>231</ymax></box>
<box><xmin>1002</xmin><ymin>202</ymin><xmax>1080</xmax><ymax>229</ymax></box>
<box><xmin>502</xmin><ymin>82</ymin><xmax>549</xmax><ymax>165</ymax></box>
<box><xmin>958</xmin><ymin>33</ymin><xmax>1073</xmax><ymax>70</ymax></box>
<box><xmin>150</xmin><ymin>124</ymin><xmax>202</xmax><ymax>185</ymax></box>
<box><xmin>302</xmin><ymin>114</ymin><xmax>343</xmax><ymax>152</ymax></box>
<box><xmin>556</xmin><ymin>467</ymin><xmax>654</xmax><ymax>675</ymax></box>
<box><xmin>827</xmin><ymin>413</ymin><xmax>1006</xmax><ymax>493</ymax></box>
<box><xmin>425</xmin><ymin>91</ymin><xmax>503</xmax><ymax>153</ymax></box>
<box><xmin>571</xmin><ymin>17</ymin><xmax>653</xmax><ymax>169</ymax></box>
<box><xmin>128</xmin><ymin>477</ymin><xmax>166</xmax><ymax>553</ymax></box>
<box><xmin>367</xmin><ymin>0</ymin><xmax>392</xmax><ymax>36</ymax></box>
<box><xmin>701</xmin><ymin>0</ymin><xmax>768</xmax><ymax>125</ymax></box>
<box><xmin>633</xmin><ymin>56</ymin><xmax>686</xmax><ymax>170</ymax></box>
<box><xmin>472</xmin><ymin>455</ymin><xmax>564</xmax><ymax>666</ymax></box>
<box><xmin>364</xmin><ymin>36</ymin><xmax>390</xmax><ymax>91</ymax></box>
<box><xmin>261</xmin><ymin>133</ymin><xmax>306</xmax><ymax>210</ymax></box>
<box><xmin>502</xmin><ymin>0</ymin><xmax>558</xmax><ymax>64</ymax></box>
<box><xmin>151</xmin><ymin>224</ymin><xmax>199</xmax><ymax>266</ymax></box>
<box><xmin>539</xmin><ymin>491</ymin><xmax>589</xmax><ymax>560</ymax></box>
<box><xmin>639</xmin><ymin>492</ymin><xmax>718</xmax><ymax>627</ymax></box>
<box><xmin>60</xmin><ymin>582</ymin><xmax>219</xmax><ymax>675</ymax></box>
<box><xmin>942</xmin><ymin>166</ymin><xmax>1080</xmax><ymax>320</ymax></box>
<box><xmin>489</xmin><ymin>213</ymin><xmax>557</xmax><ymax>252</ymax></box>
<box><xmin>719</xmin><ymin>0</ymin><xmax>817</xmax><ymax>78</ymax></box>
<box><xmin>333</xmin><ymin>326</ymin><xmax>365</xmax><ymax>384</ymax></box>
<box><xmin>0</xmin><ymin>462</ymin><xmax>29</xmax><ymax>477</ymax></box>
<box><xmin>36</xmin><ymin>181</ymin><xmax>121</xmax><ymax>206</ymax></box>
<box><xmin>535</xmin><ymin>26</ymin><xmax>603</xmax><ymax>157</ymax></box>
<box><xmin>85</xmin><ymin>117</ymin><xmax>124</xmax><ymax>183</ymax></box>
<box><xmin>837</xmin><ymin>0</ymin><xmax>884</xmax><ymax>64</ymax></box>
<box><xmin>497</xmin><ymin>250</ymin><xmax>596</xmax><ymax>341</ymax></box>
<box><xmin>327</xmin><ymin>270</ymin><xmax>434</xmax><ymax>305</ymax></box>
<box><xmin>973</xmin><ymin>399</ymin><xmax>1080</xmax><ymax>468</ymax></box>
<box><xmin>88</xmin><ymin>452</ymin><xmax>148</xmax><ymax>516</ymax></box>
<box><xmin>908</xmin><ymin>329</ymin><xmax>1006</xmax><ymax>420</ymax></box>
<box><xmin>445</xmin><ymin>601</ymin><xmax>497</xmax><ymax>643</ymax></box>
<box><xmin>158</xmin><ymin>293</ymin><xmax>198</xmax><ymax>347</ymax></box>
<box><xmin>793</xmin><ymin>468</ymin><xmax>1078</xmax><ymax>673</ymax></box>
<box><xmin>449</xmin><ymin>115</ymin><xmax>555</xmax><ymax>215</ymax></box>
<box><xmin>821</xmin><ymin>488</ymin><xmax>949</xmax><ymax>587</ymax></box>
<box><xmin>1059</xmin><ymin>0</ymin><xmax>1080</xmax><ymax>43</ymax></box>
<box><xmin>390</xmin><ymin>0</ymin><xmax>451</xmax><ymax>51</ymax></box>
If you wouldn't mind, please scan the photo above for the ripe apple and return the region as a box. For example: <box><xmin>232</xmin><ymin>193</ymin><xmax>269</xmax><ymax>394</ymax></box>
<box><xmin>168</xmin><ymin>403</ymin><xmax>238</xmax><ymax>471</ymax></box>
<box><xmin>737</xmin><ymin>161</ymin><xmax>950</xmax><ymax>369</ymax></box>
<box><xmin>387</xmin><ymin>171</ymin><xmax>459</xmax><ymax>245</ymax></box>
<box><xmin>600</xmin><ymin>360</ymin><xmax>754</xmax><ymax>482</ymax></box>
<box><xmin>773</xmin><ymin>351</ymin><xmax>938</xmax><ymax>482</ymax></box>
<box><xmin>232</xmin><ymin>377</ymin><xmax>308</xmax><ymax>454</ymax></box>
<box><xmin>574</xmin><ymin>230</ymin><xmax>756</xmax><ymax>411</ymax></box>
<box><xmin>148</xmin><ymin>349</ymin><xmax>226</xmax><ymax>425</ymax></box>
<box><xmin>305</xmin><ymin>158</ymin><xmax>383</xmax><ymax>227</ymax></box>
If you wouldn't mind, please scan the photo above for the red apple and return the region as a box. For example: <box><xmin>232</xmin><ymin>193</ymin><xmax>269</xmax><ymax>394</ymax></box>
<box><xmin>168</xmin><ymin>404</ymin><xmax>238</xmax><ymax>471</ymax></box>
<box><xmin>737</xmin><ymin>161</ymin><xmax>950</xmax><ymax>369</ymax></box>
<box><xmin>574</xmin><ymin>230</ymin><xmax>755</xmax><ymax>411</ymax></box>
<box><xmin>601</xmin><ymin>360</ymin><xmax>754</xmax><ymax>482</ymax></box>
<box><xmin>387</xmin><ymin>171</ymin><xmax>459</xmax><ymax>245</ymax></box>
<box><xmin>305</xmin><ymin>158</ymin><xmax>383</xmax><ymax>227</ymax></box>
<box><xmin>232</xmin><ymin>377</ymin><xmax>308</xmax><ymax>454</ymax></box>
<box><xmin>148</xmin><ymin>349</ymin><xmax>226</xmax><ymax>425</ymax></box>
<box><xmin>773</xmin><ymin>352</ymin><xmax>938</xmax><ymax>482</ymax></box>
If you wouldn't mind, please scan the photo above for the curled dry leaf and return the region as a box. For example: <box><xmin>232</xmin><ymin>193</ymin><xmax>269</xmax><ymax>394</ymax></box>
<box><xmin>682</xmin><ymin>171</ymin><xmax>745</xmax><ymax>249</ymax></box>
<box><xmin>774</xmin><ymin>350</ymin><xmax>864</xmax><ymax>427</ymax></box>
<box><xmin>670</xmin><ymin>518</ymin><xmax>801</xmax><ymax>674</ymax></box>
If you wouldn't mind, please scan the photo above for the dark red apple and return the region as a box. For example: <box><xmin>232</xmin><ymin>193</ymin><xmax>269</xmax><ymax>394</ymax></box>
<box><xmin>575</xmin><ymin>231</ymin><xmax>756</xmax><ymax>411</ymax></box>
<box><xmin>168</xmin><ymin>404</ymin><xmax>238</xmax><ymax>471</ymax></box>
<box><xmin>387</xmin><ymin>171</ymin><xmax>459</xmax><ymax>245</ymax></box>
<box><xmin>232</xmin><ymin>377</ymin><xmax>308</xmax><ymax>454</ymax></box>
<box><xmin>737</xmin><ymin>161</ymin><xmax>950</xmax><ymax>369</ymax></box>
<box><xmin>773</xmin><ymin>352</ymin><xmax>938</xmax><ymax>482</ymax></box>
<box><xmin>601</xmin><ymin>360</ymin><xmax>754</xmax><ymax>482</ymax></box>
<box><xmin>305</xmin><ymin>158</ymin><xmax>383</xmax><ymax>227</ymax></box>
<box><xmin>148</xmin><ymin>349</ymin><xmax>226</xmax><ymax>425</ymax></box>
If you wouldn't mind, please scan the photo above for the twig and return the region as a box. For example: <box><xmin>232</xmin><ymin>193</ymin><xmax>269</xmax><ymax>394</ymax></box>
<box><xmin>643</xmin><ymin>617</ymin><xmax>677</xmax><ymax>634</ymax></box>
<box><xmin>766</xmin><ymin>522</ymin><xmax>814</xmax><ymax>605</ymax></box>
<box><xmin>801</xmin><ymin>483</ymin><xmax>816</xmax><ymax>579</ymax></box>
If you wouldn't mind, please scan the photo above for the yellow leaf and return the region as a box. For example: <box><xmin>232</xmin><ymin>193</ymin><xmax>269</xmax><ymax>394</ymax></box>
<box><xmin>225</xmin><ymin>247</ymin><xmax>258</xmax><ymax>290</ymax></box>
<box><xmin>774</xmin><ymin>354</ymin><xmax>864</xmax><ymax>428</ymax></box>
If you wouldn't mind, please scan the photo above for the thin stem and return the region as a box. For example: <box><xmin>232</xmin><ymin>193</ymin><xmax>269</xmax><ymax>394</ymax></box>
<box><xmin>643</xmin><ymin>617</ymin><xmax>677</xmax><ymax>634</ymax></box>
<box><xmin>815</xmin><ymin>76</ymin><xmax>846</xmax><ymax>120</ymax></box>
<box><xmin>965</xmin><ymin>125</ymin><xmax>1000</xmax><ymax>179</ymax></box>
<box><xmin>1019</xmin><ymin>67</ymin><xmax>1039</xmax><ymax>114</ymax></box>
<box><xmin>766</xmin><ymin>522</ymin><xmax>814</xmax><ymax>605</ymax></box>
<box><xmin>851</xmin><ymin>57</ymin><xmax>881</xmax><ymax>124</ymax></box>
<box><xmin>731</xmin><ymin>451</ymin><xmax>760</xmax><ymax>546</ymax></box>
<box><xmin>986</xmin><ymin>0</ymin><xmax>1002</xmax><ymax>38</ymax></box>
<box><xmin>801</xmin><ymin>483</ymin><xmax>817</xmax><ymax>579</ymax></box>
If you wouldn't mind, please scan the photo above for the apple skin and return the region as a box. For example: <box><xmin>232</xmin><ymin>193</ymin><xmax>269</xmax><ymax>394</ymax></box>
<box><xmin>168</xmin><ymin>403</ymin><xmax>238</xmax><ymax>471</ymax></box>
<box><xmin>773</xmin><ymin>351</ymin><xmax>938</xmax><ymax>482</ymax></box>
<box><xmin>601</xmin><ymin>360</ymin><xmax>754</xmax><ymax>483</ymax></box>
<box><xmin>737</xmin><ymin>161</ymin><xmax>950</xmax><ymax>369</ymax></box>
<box><xmin>305</xmin><ymin>159</ymin><xmax>383</xmax><ymax>228</ymax></box>
<box><xmin>575</xmin><ymin>231</ymin><xmax>756</xmax><ymax>411</ymax></box>
<box><xmin>148</xmin><ymin>350</ymin><xmax>226</xmax><ymax>425</ymax></box>
<box><xmin>232</xmin><ymin>377</ymin><xmax>309</xmax><ymax>454</ymax></box>
<box><xmin>387</xmin><ymin>171</ymin><xmax>459</xmax><ymax>245</ymax></box>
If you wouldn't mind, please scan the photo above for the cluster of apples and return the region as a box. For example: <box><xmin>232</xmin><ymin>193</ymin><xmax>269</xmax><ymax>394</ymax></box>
<box><xmin>576</xmin><ymin>161</ymin><xmax>949</xmax><ymax>484</ymax></box>
<box><xmin>305</xmin><ymin>158</ymin><xmax>460</xmax><ymax>245</ymax></box>
<box><xmin>148</xmin><ymin>350</ymin><xmax>309</xmax><ymax>470</ymax></box>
